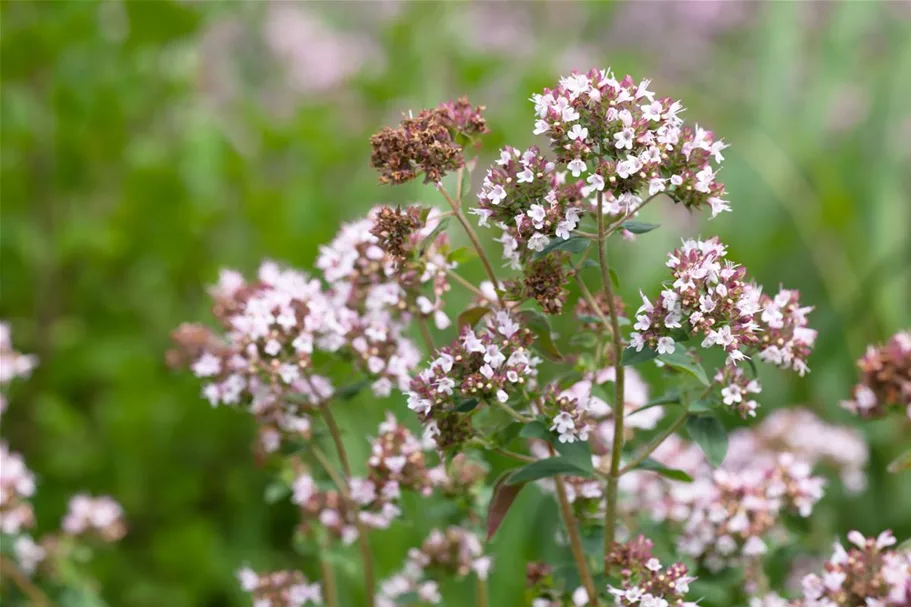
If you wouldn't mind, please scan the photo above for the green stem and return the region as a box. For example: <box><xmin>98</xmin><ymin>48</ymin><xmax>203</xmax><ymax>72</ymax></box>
<box><xmin>618</xmin><ymin>413</ymin><xmax>688</xmax><ymax>475</ymax></box>
<box><xmin>475</xmin><ymin>576</ymin><xmax>490</xmax><ymax>607</ymax></box>
<box><xmin>597</xmin><ymin>190</ymin><xmax>627</xmax><ymax>574</ymax></box>
<box><xmin>438</xmin><ymin>186</ymin><xmax>502</xmax><ymax>304</ymax></box>
<box><xmin>494</xmin><ymin>399</ymin><xmax>535</xmax><ymax>423</ymax></box>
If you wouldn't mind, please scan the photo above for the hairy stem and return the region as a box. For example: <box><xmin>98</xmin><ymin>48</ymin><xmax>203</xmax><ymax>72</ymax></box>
<box><xmin>0</xmin><ymin>555</ymin><xmax>50</xmax><ymax>606</ymax></box>
<box><xmin>597</xmin><ymin>190</ymin><xmax>627</xmax><ymax>573</ymax></box>
<box><xmin>438</xmin><ymin>186</ymin><xmax>502</xmax><ymax>303</ymax></box>
<box><xmin>550</xmin><ymin>454</ymin><xmax>600</xmax><ymax>606</ymax></box>
<box><xmin>618</xmin><ymin>412</ymin><xmax>688</xmax><ymax>475</ymax></box>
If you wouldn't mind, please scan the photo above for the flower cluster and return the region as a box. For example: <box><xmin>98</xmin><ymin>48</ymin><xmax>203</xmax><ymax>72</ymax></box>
<box><xmin>376</xmin><ymin>526</ymin><xmax>491</xmax><ymax>607</ymax></box>
<box><xmin>531</xmin><ymin>68</ymin><xmax>729</xmax><ymax>217</ymax></box>
<box><xmin>370</xmin><ymin>98</ymin><xmax>487</xmax><ymax>185</ymax></box>
<box><xmin>725</xmin><ymin>408</ymin><xmax>869</xmax><ymax>493</ymax></box>
<box><xmin>406</xmin><ymin>311</ymin><xmax>538</xmax><ymax>448</ymax></box>
<box><xmin>630</xmin><ymin>238</ymin><xmax>815</xmax><ymax>417</ymax></box>
<box><xmin>841</xmin><ymin>330</ymin><xmax>911</xmax><ymax>419</ymax></box>
<box><xmin>61</xmin><ymin>494</ymin><xmax>126</xmax><ymax>541</ymax></box>
<box><xmin>606</xmin><ymin>535</ymin><xmax>698</xmax><ymax>607</ymax></box>
<box><xmin>505</xmin><ymin>254</ymin><xmax>571</xmax><ymax>315</ymax></box>
<box><xmin>237</xmin><ymin>567</ymin><xmax>323</xmax><ymax>607</ymax></box>
<box><xmin>678</xmin><ymin>453</ymin><xmax>825</xmax><ymax>570</ymax></box>
<box><xmin>794</xmin><ymin>530</ymin><xmax>911</xmax><ymax>606</ymax></box>
<box><xmin>754</xmin><ymin>288</ymin><xmax>817</xmax><ymax>377</ymax></box>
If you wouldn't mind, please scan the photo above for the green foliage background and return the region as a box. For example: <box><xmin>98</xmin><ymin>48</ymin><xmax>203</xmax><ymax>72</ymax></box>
<box><xmin>1</xmin><ymin>1</ymin><xmax>908</xmax><ymax>605</ymax></box>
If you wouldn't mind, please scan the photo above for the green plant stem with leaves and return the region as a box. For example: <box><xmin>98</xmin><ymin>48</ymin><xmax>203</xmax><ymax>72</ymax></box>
<box><xmin>596</xmin><ymin>190</ymin><xmax>627</xmax><ymax>573</ymax></box>
<box><xmin>618</xmin><ymin>412</ymin><xmax>689</xmax><ymax>475</ymax></box>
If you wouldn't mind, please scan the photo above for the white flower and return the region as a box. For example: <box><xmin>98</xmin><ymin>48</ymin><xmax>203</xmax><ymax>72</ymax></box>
<box><xmin>656</xmin><ymin>336</ymin><xmax>675</xmax><ymax>355</ymax></box>
<box><xmin>527</xmin><ymin>204</ymin><xmax>547</xmax><ymax>226</ymax></box>
<box><xmin>517</xmin><ymin>166</ymin><xmax>534</xmax><ymax>184</ymax></box>
<box><xmin>568</xmin><ymin>124</ymin><xmax>589</xmax><ymax>141</ymax></box>
<box><xmin>614</xmin><ymin>128</ymin><xmax>635</xmax><ymax>150</ymax></box>
<box><xmin>486</xmin><ymin>184</ymin><xmax>507</xmax><ymax>205</ymax></box>
<box><xmin>527</xmin><ymin>232</ymin><xmax>551</xmax><ymax>252</ymax></box>
<box><xmin>567</xmin><ymin>158</ymin><xmax>587</xmax><ymax>177</ymax></box>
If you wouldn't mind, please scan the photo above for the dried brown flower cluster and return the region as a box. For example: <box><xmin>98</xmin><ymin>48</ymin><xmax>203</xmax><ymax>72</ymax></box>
<box><xmin>842</xmin><ymin>330</ymin><xmax>911</xmax><ymax>419</ymax></box>
<box><xmin>506</xmin><ymin>255</ymin><xmax>570</xmax><ymax>315</ymax></box>
<box><xmin>370</xmin><ymin>98</ymin><xmax>487</xmax><ymax>185</ymax></box>
<box><xmin>369</xmin><ymin>206</ymin><xmax>425</xmax><ymax>264</ymax></box>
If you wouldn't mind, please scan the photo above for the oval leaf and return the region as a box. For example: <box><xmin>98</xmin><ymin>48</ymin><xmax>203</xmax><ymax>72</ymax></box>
<box><xmin>621</xmin><ymin>346</ymin><xmax>658</xmax><ymax>366</ymax></box>
<box><xmin>554</xmin><ymin>439</ymin><xmax>594</xmax><ymax>473</ymax></box>
<box><xmin>686</xmin><ymin>414</ymin><xmax>728</xmax><ymax>468</ymax></box>
<box><xmin>516</xmin><ymin>309</ymin><xmax>564</xmax><ymax>361</ymax></box>
<box><xmin>458</xmin><ymin>306</ymin><xmax>490</xmax><ymax>329</ymax></box>
<box><xmin>455</xmin><ymin>397</ymin><xmax>479</xmax><ymax>412</ymax></box>
<box><xmin>533</xmin><ymin>235</ymin><xmax>590</xmax><ymax>259</ymax></box>
<box><xmin>486</xmin><ymin>470</ymin><xmax>526</xmax><ymax>541</ymax></box>
<box><xmin>507</xmin><ymin>456</ymin><xmax>592</xmax><ymax>484</ymax></box>
<box><xmin>621</xmin><ymin>221</ymin><xmax>660</xmax><ymax>234</ymax></box>
<box><xmin>658</xmin><ymin>350</ymin><xmax>710</xmax><ymax>386</ymax></box>
<box><xmin>636</xmin><ymin>458</ymin><xmax>694</xmax><ymax>483</ymax></box>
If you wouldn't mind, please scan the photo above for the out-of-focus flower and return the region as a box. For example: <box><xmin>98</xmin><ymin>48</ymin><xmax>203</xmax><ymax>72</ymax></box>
<box><xmin>841</xmin><ymin>330</ymin><xmax>911</xmax><ymax>419</ymax></box>
<box><xmin>0</xmin><ymin>322</ymin><xmax>38</xmax><ymax>419</ymax></box>
<box><xmin>61</xmin><ymin>494</ymin><xmax>127</xmax><ymax>542</ymax></box>
<box><xmin>236</xmin><ymin>566</ymin><xmax>323</xmax><ymax>606</ymax></box>
<box><xmin>785</xmin><ymin>530</ymin><xmax>911</xmax><ymax>606</ymax></box>
<box><xmin>0</xmin><ymin>442</ymin><xmax>36</xmax><ymax>535</ymax></box>
<box><xmin>376</xmin><ymin>527</ymin><xmax>490</xmax><ymax>607</ymax></box>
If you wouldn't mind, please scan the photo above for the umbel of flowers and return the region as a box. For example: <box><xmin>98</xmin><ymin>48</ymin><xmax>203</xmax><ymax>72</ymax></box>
<box><xmin>0</xmin><ymin>323</ymin><xmax>126</xmax><ymax>603</ymax></box>
<box><xmin>171</xmin><ymin>67</ymin><xmax>908</xmax><ymax>607</ymax></box>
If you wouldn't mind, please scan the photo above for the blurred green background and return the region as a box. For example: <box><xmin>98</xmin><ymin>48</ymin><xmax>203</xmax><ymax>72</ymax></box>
<box><xmin>1</xmin><ymin>1</ymin><xmax>909</xmax><ymax>605</ymax></box>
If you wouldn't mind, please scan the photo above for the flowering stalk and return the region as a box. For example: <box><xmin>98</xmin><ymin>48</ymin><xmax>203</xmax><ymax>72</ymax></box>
<box><xmin>475</xmin><ymin>576</ymin><xmax>489</xmax><ymax>607</ymax></box>
<box><xmin>319</xmin><ymin>539</ymin><xmax>340</xmax><ymax>607</ymax></box>
<box><xmin>597</xmin><ymin>190</ymin><xmax>627</xmax><ymax>572</ymax></box>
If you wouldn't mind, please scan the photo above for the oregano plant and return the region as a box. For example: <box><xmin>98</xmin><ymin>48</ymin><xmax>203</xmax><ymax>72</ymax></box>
<box><xmin>154</xmin><ymin>69</ymin><xmax>910</xmax><ymax>607</ymax></box>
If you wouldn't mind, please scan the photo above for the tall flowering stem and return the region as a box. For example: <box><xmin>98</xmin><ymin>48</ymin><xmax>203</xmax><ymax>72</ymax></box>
<box><xmin>597</xmin><ymin>190</ymin><xmax>627</xmax><ymax>572</ymax></box>
<box><xmin>0</xmin><ymin>555</ymin><xmax>50</xmax><ymax>606</ymax></box>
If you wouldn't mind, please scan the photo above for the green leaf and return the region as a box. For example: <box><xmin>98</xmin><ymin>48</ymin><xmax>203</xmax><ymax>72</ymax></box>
<box><xmin>448</xmin><ymin>246</ymin><xmax>476</xmax><ymax>264</ymax></box>
<box><xmin>264</xmin><ymin>481</ymin><xmax>290</xmax><ymax>504</ymax></box>
<box><xmin>493</xmin><ymin>422</ymin><xmax>524</xmax><ymax>446</ymax></box>
<box><xmin>455</xmin><ymin>397</ymin><xmax>479</xmax><ymax>412</ymax></box>
<box><xmin>609</xmin><ymin>268</ymin><xmax>620</xmax><ymax>289</ymax></box>
<box><xmin>621</xmin><ymin>346</ymin><xmax>658</xmax><ymax>366</ymax></box>
<box><xmin>580</xmin><ymin>258</ymin><xmax>600</xmax><ymax>269</ymax></box>
<box><xmin>636</xmin><ymin>458</ymin><xmax>694</xmax><ymax>482</ymax></box>
<box><xmin>687</xmin><ymin>399</ymin><xmax>714</xmax><ymax>413</ymax></box>
<box><xmin>552</xmin><ymin>562</ymin><xmax>582</xmax><ymax>591</ymax></box>
<box><xmin>507</xmin><ymin>456</ymin><xmax>593</xmax><ymax>484</ymax></box>
<box><xmin>486</xmin><ymin>470</ymin><xmax>526</xmax><ymax>540</ymax></box>
<box><xmin>621</xmin><ymin>221</ymin><xmax>660</xmax><ymax>234</ymax></box>
<box><xmin>658</xmin><ymin>349</ymin><xmax>710</xmax><ymax>386</ymax></box>
<box><xmin>519</xmin><ymin>420</ymin><xmax>552</xmax><ymax>442</ymax></box>
<box><xmin>336</xmin><ymin>379</ymin><xmax>371</xmax><ymax>400</ymax></box>
<box><xmin>533</xmin><ymin>236</ymin><xmax>589</xmax><ymax>259</ymax></box>
<box><xmin>569</xmin><ymin>332</ymin><xmax>598</xmax><ymax>348</ymax></box>
<box><xmin>887</xmin><ymin>447</ymin><xmax>911</xmax><ymax>474</ymax></box>
<box><xmin>554</xmin><ymin>439</ymin><xmax>594</xmax><ymax>473</ymax></box>
<box><xmin>458</xmin><ymin>306</ymin><xmax>490</xmax><ymax>329</ymax></box>
<box><xmin>516</xmin><ymin>309</ymin><xmax>564</xmax><ymax>361</ymax></box>
<box><xmin>394</xmin><ymin>591</ymin><xmax>421</xmax><ymax>605</ymax></box>
<box><xmin>686</xmin><ymin>414</ymin><xmax>728</xmax><ymax>468</ymax></box>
